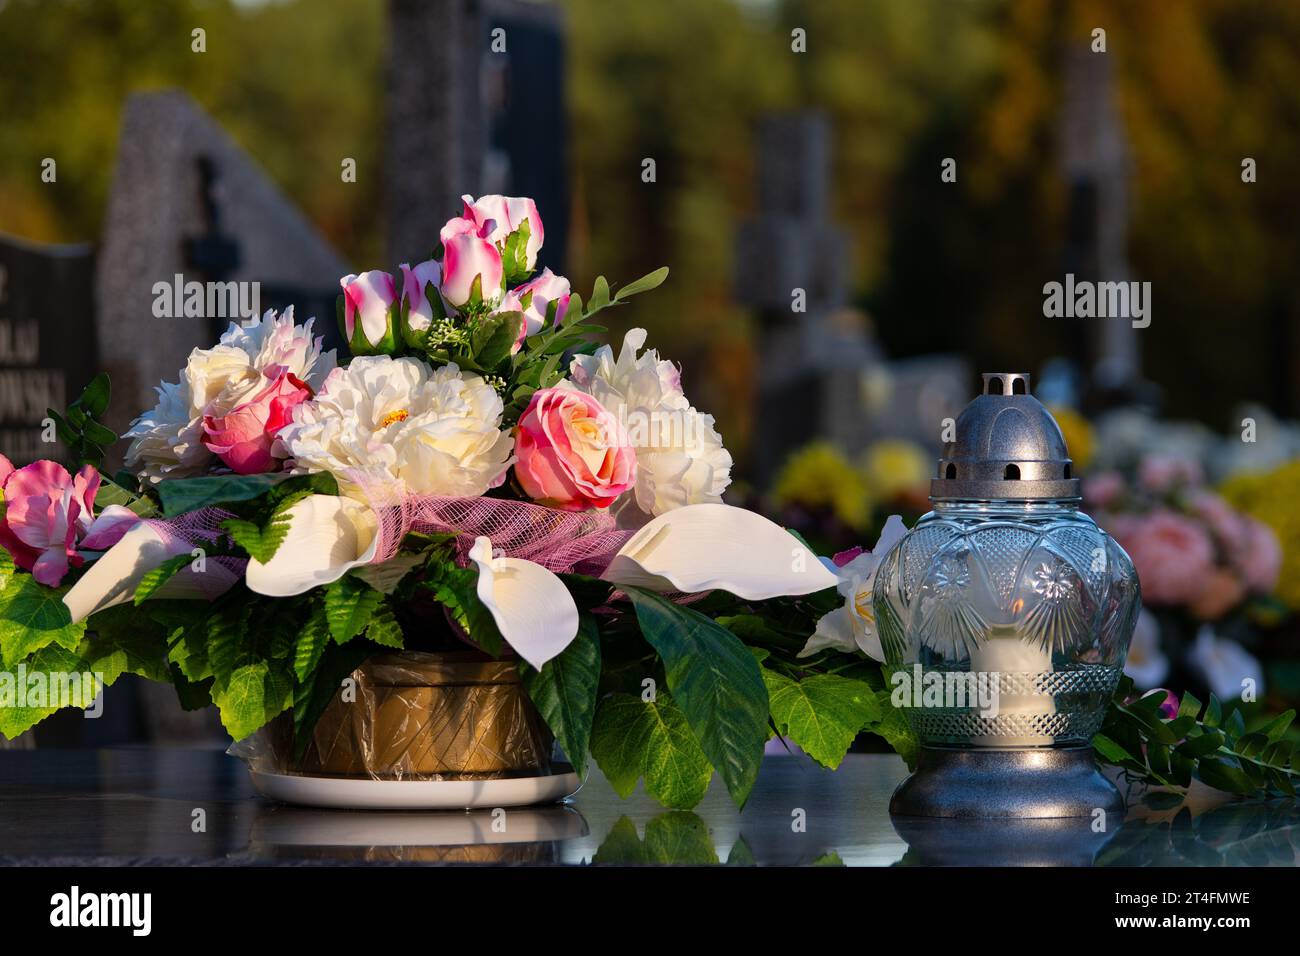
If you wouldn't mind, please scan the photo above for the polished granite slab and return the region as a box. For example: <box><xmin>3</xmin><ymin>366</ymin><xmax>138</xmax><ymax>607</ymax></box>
<box><xmin>0</xmin><ymin>748</ymin><xmax>1296</xmax><ymax>865</ymax></box>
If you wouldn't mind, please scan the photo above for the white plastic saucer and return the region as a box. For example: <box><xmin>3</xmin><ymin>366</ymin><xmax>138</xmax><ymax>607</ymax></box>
<box><xmin>249</xmin><ymin>768</ymin><xmax>583</xmax><ymax>810</ymax></box>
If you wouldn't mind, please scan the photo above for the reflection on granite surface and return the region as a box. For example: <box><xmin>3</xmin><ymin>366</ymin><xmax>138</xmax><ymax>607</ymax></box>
<box><xmin>0</xmin><ymin>748</ymin><xmax>1295</xmax><ymax>865</ymax></box>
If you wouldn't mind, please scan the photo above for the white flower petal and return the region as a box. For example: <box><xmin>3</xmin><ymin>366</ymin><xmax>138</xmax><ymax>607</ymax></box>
<box><xmin>601</xmin><ymin>503</ymin><xmax>838</xmax><ymax>599</ymax></box>
<box><xmin>798</xmin><ymin>606</ymin><xmax>861</xmax><ymax>658</ymax></box>
<box><xmin>63</xmin><ymin>523</ymin><xmax>193</xmax><ymax>623</ymax></box>
<box><xmin>469</xmin><ymin>536</ymin><xmax>579</xmax><ymax>670</ymax></box>
<box><xmin>246</xmin><ymin>495</ymin><xmax>378</xmax><ymax>597</ymax></box>
<box><xmin>873</xmin><ymin>514</ymin><xmax>909</xmax><ymax>556</ymax></box>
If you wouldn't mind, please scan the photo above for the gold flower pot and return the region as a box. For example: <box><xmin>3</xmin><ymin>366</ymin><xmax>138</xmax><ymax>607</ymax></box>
<box><xmin>273</xmin><ymin>651</ymin><xmax>552</xmax><ymax>779</ymax></box>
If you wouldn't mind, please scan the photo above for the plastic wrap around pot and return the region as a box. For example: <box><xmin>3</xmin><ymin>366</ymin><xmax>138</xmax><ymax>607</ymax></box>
<box><xmin>231</xmin><ymin>651</ymin><xmax>554</xmax><ymax>780</ymax></box>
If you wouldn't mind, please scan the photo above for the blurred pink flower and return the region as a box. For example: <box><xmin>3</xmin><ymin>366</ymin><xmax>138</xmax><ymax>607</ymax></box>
<box><xmin>1114</xmin><ymin>509</ymin><xmax>1215</xmax><ymax>606</ymax></box>
<box><xmin>1189</xmin><ymin>567</ymin><xmax>1247</xmax><ymax>620</ymax></box>
<box><xmin>1238</xmin><ymin>518</ymin><xmax>1282</xmax><ymax>595</ymax></box>
<box><xmin>1188</xmin><ymin>490</ymin><xmax>1248</xmax><ymax>556</ymax></box>
<box><xmin>1083</xmin><ymin>470</ymin><xmax>1125</xmax><ymax>510</ymax></box>
<box><xmin>1138</xmin><ymin>454</ymin><xmax>1203</xmax><ymax>493</ymax></box>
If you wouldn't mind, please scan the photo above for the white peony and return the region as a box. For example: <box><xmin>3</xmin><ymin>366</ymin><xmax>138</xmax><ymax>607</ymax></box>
<box><xmin>279</xmin><ymin>356</ymin><xmax>514</xmax><ymax>499</ymax></box>
<box><xmin>567</xmin><ymin>327</ymin><xmax>732</xmax><ymax>524</ymax></box>
<box><xmin>124</xmin><ymin>308</ymin><xmax>336</xmax><ymax>482</ymax></box>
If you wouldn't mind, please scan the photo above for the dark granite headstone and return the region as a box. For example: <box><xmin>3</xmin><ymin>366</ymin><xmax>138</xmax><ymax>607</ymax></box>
<box><xmin>0</xmin><ymin>235</ymin><xmax>97</xmax><ymax>467</ymax></box>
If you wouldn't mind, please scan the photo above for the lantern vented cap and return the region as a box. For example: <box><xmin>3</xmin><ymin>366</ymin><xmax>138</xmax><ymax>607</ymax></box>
<box><xmin>931</xmin><ymin>371</ymin><xmax>1081</xmax><ymax>500</ymax></box>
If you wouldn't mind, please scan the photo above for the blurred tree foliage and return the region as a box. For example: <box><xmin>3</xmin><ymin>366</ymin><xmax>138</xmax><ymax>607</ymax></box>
<box><xmin>0</xmin><ymin>0</ymin><xmax>386</xmax><ymax>264</ymax></box>
<box><xmin>3</xmin><ymin>0</ymin><xmax>1300</xmax><ymax>451</ymax></box>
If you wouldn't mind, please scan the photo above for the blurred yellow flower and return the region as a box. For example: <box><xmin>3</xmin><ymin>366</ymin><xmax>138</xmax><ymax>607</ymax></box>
<box><xmin>1049</xmin><ymin>405</ymin><xmax>1095</xmax><ymax>471</ymax></box>
<box><xmin>860</xmin><ymin>438</ymin><xmax>930</xmax><ymax>501</ymax></box>
<box><xmin>1221</xmin><ymin>460</ymin><xmax>1300</xmax><ymax>610</ymax></box>
<box><xmin>772</xmin><ymin>441</ymin><xmax>872</xmax><ymax>531</ymax></box>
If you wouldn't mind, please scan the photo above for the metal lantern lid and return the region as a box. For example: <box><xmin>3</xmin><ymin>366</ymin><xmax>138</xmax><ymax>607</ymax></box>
<box><xmin>930</xmin><ymin>372</ymin><xmax>1080</xmax><ymax>501</ymax></box>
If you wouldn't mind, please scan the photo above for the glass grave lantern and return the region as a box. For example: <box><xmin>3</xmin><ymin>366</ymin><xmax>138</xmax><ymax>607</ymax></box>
<box><xmin>873</xmin><ymin>372</ymin><xmax>1140</xmax><ymax>818</ymax></box>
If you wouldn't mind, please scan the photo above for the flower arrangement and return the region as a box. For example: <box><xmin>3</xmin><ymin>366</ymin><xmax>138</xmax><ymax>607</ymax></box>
<box><xmin>0</xmin><ymin>195</ymin><xmax>916</xmax><ymax>809</ymax></box>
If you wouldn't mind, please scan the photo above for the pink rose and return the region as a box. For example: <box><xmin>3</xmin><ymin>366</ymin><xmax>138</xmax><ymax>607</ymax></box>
<box><xmin>340</xmin><ymin>270</ymin><xmax>400</xmax><ymax>354</ymax></box>
<box><xmin>1083</xmin><ymin>470</ymin><xmax>1125</xmax><ymax>510</ymax></box>
<box><xmin>459</xmin><ymin>194</ymin><xmax>544</xmax><ymax>273</ymax></box>
<box><xmin>514</xmin><ymin>387</ymin><xmax>636</xmax><ymax>511</ymax></box>
<box><xmin>0</xmin><ymin>456</ymin><xmax>139</xmax><ymax>586</ymax></box>
<box><xmin>1238</xmin><ymin>518</ymin><xmax>1282</xmax><ymax>595</ymax></box>
<box><xmin>202</xmin><ymin>367</ymin><xmax>313</xmax><ymax>474</ymax></box>
<box><xmin>398</xmin><ymin>259</ymin><xmax>443</xmax><ymax>336</ymax></box>
<box><xmin>1189</xmin><ymin>568</ymin><xmax>1248</xmax><ymax>620</ymax></box>
<box><xmin>1113</xmin><ymin>509</ymin><xmax>1215</xmax><ymax>606</ymax></box>
<box><xmin>439</xmin><ymin>217</ymin><xmax>504</xmax><ymax>310</ymax></box>
<box><xmin>1138</xmin><ymin>454</ymin><xmax>1203</xmax><ymax>493</ymax></box>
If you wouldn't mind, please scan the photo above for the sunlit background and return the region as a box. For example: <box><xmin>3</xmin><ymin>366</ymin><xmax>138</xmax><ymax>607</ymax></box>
<box><xmin>3</xmin><ymin>0</ymin><xmax>1300</xmax><ymax>738</ymax></box>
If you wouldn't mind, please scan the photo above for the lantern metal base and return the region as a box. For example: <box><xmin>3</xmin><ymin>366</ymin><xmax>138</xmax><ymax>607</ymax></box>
<box><xmin>889</xmin><ymin>746</ymin><xmax>1124</xmax><ymax>819</ymax></box>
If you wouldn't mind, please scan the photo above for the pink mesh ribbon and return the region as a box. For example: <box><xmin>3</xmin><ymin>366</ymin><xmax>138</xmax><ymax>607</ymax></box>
<box><xmin>361</xmin><ymin>485</ymin><xmax>635</xmax><ymax>576</ymax></box>
<box><xmin>145</xmin><ymin>508</ymin><xmax>247</xmax><ymax>597</ymax></box>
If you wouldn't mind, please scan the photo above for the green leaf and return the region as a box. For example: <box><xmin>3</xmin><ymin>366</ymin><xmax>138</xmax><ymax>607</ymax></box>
<box><xmin>94</xmin><ymin>477</ymin><xmax>159</xmax><ymax>517</ymax></box>
<box><xmin>292</xmin><ymin>640</ymin><xmax>375</xmax><ymax>761</ymax></box>
<box><xmin>81</xmin><ymin>420</ymin><xmax>117</xmax><ymax>447</ymax></box>
<box><xmin>1257</xmin><ymin>710</ymin><xmax>1295</xmax><ymax>743</ymax></box>
<box><xmin>613</xmin><ymin>266</ymin><xmax>669</xmax><ymax>301</ymax></box>
<box><xmin>292</xmin><ymin>603</ymin><xmax>331</xmax><ymax>681</ymax></box>
<box><xmin>1196</xmin><ymin>756</ymin><xmax>1256</xmax><ymax>795</ymax></box>
<box><xmin>363</xmin><ymin>600</ymin><xmax>405</xmax><ymax>649</ymax></box>
<box><xmin>627</xmin><ymin>588</ymin><xmax>769</xmax><ymax>806</ymax></box>
<box><xmin>1175</xmin><ymin>729</ymin><xmax>1227</xmax><ymax>759</ymax></box>
<box><xmin>590</xmin><ymin>691</ymin><xmax>714</xmax><ymax>810</ymax></box>
<box><xmin>133</xmin><ymin>554</ymin><xmax>192</xmax><ymax>605</ymax></box>
<box><xmin>212</xmin><ymin>661</ymin><xmax>292</xmax><ymax>741</ymax></box>
<box><xmin>75</xmin><ymin>373</ymin><xmax>111</xmax><ymax>418</ymax></box>
<box><xmin>157</xmin><ymin>473</ymin><xmax>297</xmax><ymax>516</ymax></box>
<box><xmin>324</xmin><ymin>575</ymin><xmax>383</xmax><ymax>644</ymax></box>
<box><xmin>869</xmin><ymin>686</ymin><xmax>920</xmax><ymax>768</ymax></box>
<box><xmin>762</xmin><ymin>670</ymin><xmax>879</xmax><ymax>769</ymax></box>
<box><xmin>0</xmin><ymin>574</ymin><xmax>86</xmax><ymax>666</ymax></box>
<box><xmin>471</xmin><ymin>311</ymin><xmax>524</xmax><ymax>369</ymax></box>
<box><xmin>522</xmin><ymin>613</ymin><xmax>601</xmax><ymax>777</ymax></box>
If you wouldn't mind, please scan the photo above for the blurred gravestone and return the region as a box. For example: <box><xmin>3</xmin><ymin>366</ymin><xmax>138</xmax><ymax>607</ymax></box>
<box><xmin>735</xmin><ymin>113</ymin><xmax>878</xmax><ymax>484</ymax></box>
<box><xmin>0</xmin><ymin>236</ymin><xmax>96</xmax><ymax>466</ymax></box>
<box><xmin>76</xmin><ymin>89</ymin><xmax>351</xmax><ymax>746</ymax></box>
<box><xmin>387</xmin><ymin>0</ymin><xmax>568</xmax><ymax>273</ymax></box>
<box><xmin>97</xmin><ymin>90</ymin><xmax>350</xmax><ymax>443</ymax></box>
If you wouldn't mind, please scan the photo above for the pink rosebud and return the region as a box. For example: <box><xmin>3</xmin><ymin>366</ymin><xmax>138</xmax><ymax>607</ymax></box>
<box><xmin>459</xmin><ymin>194</ymin><xmax>544</xmax><ymax>272</ymax></box>
<box><xmin>440</xmin><ymin>227</ymin><xmax>504</xmax><ymax>310</ymax></box>
<box><xmin>832</xmin><ymin>546</ymin><xmax>864</xmax><ymax>567</ymax></box>
<box><xmin>507</xmin><ymin>268</ymin><xmax>571</xmax><ymax>332</ymax></box>
<box><xmin>202</xmin><ymin>367</ymin><xmax>313</xmax><ymax>475</ymax></box>
<box><xmin>0</xmin><ymin>457</ymin><xmax>139</xmax><ymax>586</ymax></box>
<box><xmin>514</xmin><ymin>387</ymin><xmax>636</xmax><ymax>511</ymax></box>
<box><xmin>399</xmin><ymin>259</ymin><xmax>443</xmax><ymax>335</ymax></box>
<box><xmin>1239</xmin><ymin>518</ymin><xmax>1282</xmax><ymax>595</ymax></box>
<box><xmin>340</xmin><ymin>270</ymin><xmax>399</xmax><ymax>354</ymax></box>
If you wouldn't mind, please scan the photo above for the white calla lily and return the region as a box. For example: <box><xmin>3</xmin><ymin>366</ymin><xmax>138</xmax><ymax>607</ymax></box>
<box><xmin>601</xmin><ymin>502</ymin><xmax>838</xmax><ymax>599</ymax></box>
<box><xmin>246</xmin><ymin>494</ymin><xmax>378</xmax><ymax>597</ymax></box>
<box><xmin>63</xmin><ymin>522</ymin><xmax>237</xmax><ymax>624</ymax></box>
<box><xmin>468</xmin><ymin>536</ymin><xmax>579</xmax><ymax>670</ymax></box>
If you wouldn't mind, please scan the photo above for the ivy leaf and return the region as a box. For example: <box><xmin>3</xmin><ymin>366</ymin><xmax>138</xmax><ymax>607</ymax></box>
<box><xmin>761</xmin><ymin>669</ymin><xmax>879</xmax><ymax>769</ymax></box>
<box><xmin>521</xmin><ymin>613</ymin><xmax>601</xmax><ymax>776</ymax></box>
<box><xmin>324</xmin><ymin>575</ymin><xmax>383</xmax><ymax>644</ymax></box>
<box><xmin>0</xmin><ymin>574</ymin><xmax>86</xmax><ymax>666</ymax></box>
<box><xmin>590</xmin><ymin>692</ymin><xmax>714</xmax><ymax>810</ymax></box>
<box><xmin>627</xmin><ymin>587</ymin><xmax>769</xmax><ymax>806</ymax></box>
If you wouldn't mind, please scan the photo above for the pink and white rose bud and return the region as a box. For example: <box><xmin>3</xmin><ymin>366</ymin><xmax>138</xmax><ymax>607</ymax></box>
<box><xmin>459</xmin><ymin>194</ymin><xmax>544</xmax><ymax>276</ymax></box>
<box><xmin>202</xmin><ymin>367</ymin><xmax>313</xmax><ymax>475</ymax></box>
<box><xmin>340</xmin><ymin>270</ymin><xmax>401</xmax><ymax>355</ymax></box>
<box><xmin>439</xmin><ymin>220</ymin><xmax>504</xmax><ymax>310</ymax></box>
<box><xmin>514</xmin><ymin>387</ymin><xmax>636</xmax><ymax>511</ymax></box>
<box><xmin>399</xmin><ymin>259</ymin><xmax>445</xmax><ymax>341</ymax></box>
<box><xmin>505</xmin><ymin>268</ymin><xmax>571</xmax><ymax>336</ymax></box>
